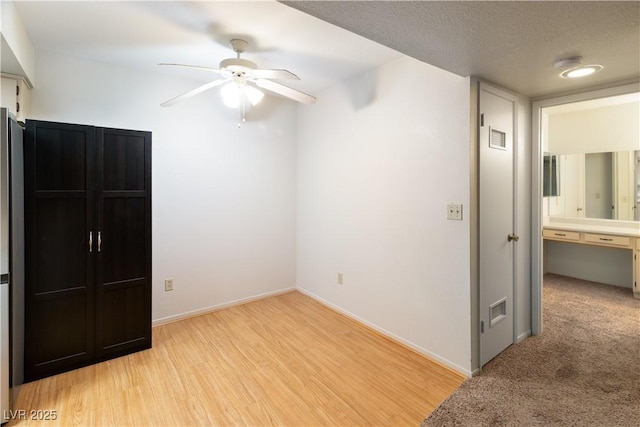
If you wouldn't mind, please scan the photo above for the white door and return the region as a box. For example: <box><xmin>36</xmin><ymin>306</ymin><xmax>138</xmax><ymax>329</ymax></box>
<box><xmin>479</xmin><ymin>83</ymin><xmax>516</xmax><ymax>366</ymax></box>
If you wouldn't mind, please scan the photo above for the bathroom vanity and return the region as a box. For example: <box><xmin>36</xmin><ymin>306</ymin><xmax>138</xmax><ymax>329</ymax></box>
<box><xmin>543</xmin><ymin>217</ymin><xmax>640</xmax><ymax>299</ymax></box>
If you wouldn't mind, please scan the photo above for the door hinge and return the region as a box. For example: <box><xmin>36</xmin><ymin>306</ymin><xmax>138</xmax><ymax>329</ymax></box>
<box><xmin>480</xmin><ymin>320</ymin><xmax>485</xmax><ymax>333</ymax></box>
<box><xmin>480</xmin><ymin>113</ymin><xmax>484</xmax><ymax>127</ymax></box>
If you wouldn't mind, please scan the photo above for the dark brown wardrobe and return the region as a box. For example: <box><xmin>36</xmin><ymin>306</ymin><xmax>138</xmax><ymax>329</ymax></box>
<box><xmin>24</xmin><ymin>120</ymin><xmax>151</xmax><ymax>382</ymax></box>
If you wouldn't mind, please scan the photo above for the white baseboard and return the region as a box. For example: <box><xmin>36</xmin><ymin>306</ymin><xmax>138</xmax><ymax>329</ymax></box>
<box><xmin>152</xmin><ymin>287</ymin><xmax>296</xmax><ymax>327</ymax></box>
<box><xmin>296</xmin><ymin>286</ymin><xmax>472</xmax><ymax>378</ymax></box>
<box><xmin>517</xmin><ymin>330</ymin><xmax>531</xmax><ymax>343</ymax></box>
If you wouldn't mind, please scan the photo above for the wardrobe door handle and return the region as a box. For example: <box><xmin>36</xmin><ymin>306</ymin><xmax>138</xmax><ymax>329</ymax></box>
<box><xmin>89</xmin><ymin>232</ymin><xmax>93</xmax><ymax>252</ymax></box>
<box><xmin>98</xmin><ymin>232</ymin><xmax>102</xmax><ymax>252</ymax></box>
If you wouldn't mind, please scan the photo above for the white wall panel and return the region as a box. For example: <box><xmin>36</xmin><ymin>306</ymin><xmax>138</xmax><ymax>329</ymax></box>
<box><xmin>296</xmin><ymin>56</ymin><xmax>472</xmax><ymax>374</ymax></box>
<box><xmin>548</xmin><ymin>102</ymin><xmax>639</xmax><ymax>154</ymax></box>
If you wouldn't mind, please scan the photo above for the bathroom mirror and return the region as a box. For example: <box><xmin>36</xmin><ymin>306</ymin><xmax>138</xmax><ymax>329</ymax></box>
<box><xmin>546</xmin><ymin>151</ymin><xmax>639</xmax><ymax>220</ymax></box>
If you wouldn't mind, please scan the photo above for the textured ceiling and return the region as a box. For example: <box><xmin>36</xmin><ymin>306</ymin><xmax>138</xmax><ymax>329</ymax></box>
<box><xmin>9</xmin><ymin>1</ymin><xmax>640</xmax><ymax>100</ymax></box>
<box><xmin>282</xmin><ymin>1</ymin><xmax>640</xmax><ymax>98</ymax></box>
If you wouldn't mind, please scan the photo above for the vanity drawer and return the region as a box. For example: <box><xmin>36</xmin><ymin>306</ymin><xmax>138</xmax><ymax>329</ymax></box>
<box><xmin>636</xmin><ymin>238</ymin><xmax>640</xmax><ymax>250</ymax></box>
<box><xmin>584</xmin><ymin>233</ymin><xmax>631</xmax><ymax>248</ymax></box>
<box><xmin>543</xmin><ymin>229</ymin><xmax>580</xmax><ymax>241</ymax></box>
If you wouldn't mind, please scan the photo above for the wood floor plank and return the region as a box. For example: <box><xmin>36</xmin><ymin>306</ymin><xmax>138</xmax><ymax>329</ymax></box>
<box><xmin>8</xmin><ymin>291</ymin><xmax>464</xmax><ymax>426</ymax></box>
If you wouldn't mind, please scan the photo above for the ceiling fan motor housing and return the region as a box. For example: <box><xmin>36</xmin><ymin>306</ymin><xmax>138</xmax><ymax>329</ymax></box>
<box><xmin>220</xmin><ymin>58</ymin><xmax>257</xmax><ymax>74</ymax></box>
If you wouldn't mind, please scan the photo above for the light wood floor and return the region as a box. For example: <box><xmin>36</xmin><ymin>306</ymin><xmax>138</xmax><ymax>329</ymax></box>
<box><xmin>9</xmin><ymin>291</ymin><xmax>464</xmax><ymax>426</ymax></box>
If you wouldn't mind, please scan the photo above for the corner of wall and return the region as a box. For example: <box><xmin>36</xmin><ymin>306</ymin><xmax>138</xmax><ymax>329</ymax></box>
<box><xmin>0</xmin><ymin>1</ymin><xmax>36</xmax><ymax>86</ymax></box>
<box><xmin>468</xmin><ymin>77</ymin><xmax>480</xmax><ymax>373</ymax></box>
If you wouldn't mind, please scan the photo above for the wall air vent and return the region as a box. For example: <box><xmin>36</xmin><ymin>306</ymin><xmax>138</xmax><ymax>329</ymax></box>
<box><xmin>489</xmin><ymin>128</ymin><xmax>507</xmax><ymax>150</ymax></box>
<box><xmin>490</xmin><ymin>297</ymin><xmax>507</xmax><ymax>327</ymax></box>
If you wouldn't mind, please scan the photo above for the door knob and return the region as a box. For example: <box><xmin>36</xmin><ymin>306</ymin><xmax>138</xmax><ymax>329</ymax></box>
<box><xmin>508</xmin><ymin>234</ymin><xmax>519</xmax><ymax>242</ymax></box>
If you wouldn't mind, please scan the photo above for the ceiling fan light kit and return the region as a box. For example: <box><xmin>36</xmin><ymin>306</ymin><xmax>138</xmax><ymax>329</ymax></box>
<box><xmin>159</xmin><ymin>38</ymin><xmax>316</xmax><ymax>125</ymax></box>
<box><xmin>221</xmin><ymin>82</ymin><xmax>264</xmax><ymax>109</ymax></box>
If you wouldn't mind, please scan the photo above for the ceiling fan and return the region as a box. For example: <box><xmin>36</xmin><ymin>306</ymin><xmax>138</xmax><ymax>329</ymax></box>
<box><xmin>159</xmin><ymin>39</ymin><xmax>316</xmax><ymax>110</ymax></box>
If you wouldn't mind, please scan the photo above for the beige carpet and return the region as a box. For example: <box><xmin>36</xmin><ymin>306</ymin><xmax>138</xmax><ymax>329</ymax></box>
<box><xmin>423</xmin><ymin>274</ymin><xmax>640</xmax><ymax>426</ymax></box>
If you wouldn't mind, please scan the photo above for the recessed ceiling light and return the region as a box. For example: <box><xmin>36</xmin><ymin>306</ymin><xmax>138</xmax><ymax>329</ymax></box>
<box><xmin>560</xmin><ymin>65</ymin><xmax>603</xmax><ymax>78</ymax></box>
<box><xmin>554</xmin><ymin>56</ymin><xmax>603</xmax><ymax>79</ymax></box>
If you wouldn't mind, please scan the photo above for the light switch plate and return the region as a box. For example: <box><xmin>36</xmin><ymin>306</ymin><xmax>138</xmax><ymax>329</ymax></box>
<box><xmin>447</xmin><ymin>203</ymin><xmax>463</xmax><ymax>220</ymax></box>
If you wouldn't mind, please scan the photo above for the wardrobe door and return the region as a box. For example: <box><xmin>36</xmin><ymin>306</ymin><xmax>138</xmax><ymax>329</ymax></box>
<box><xmin>95</xmin><ymin>128</ymin><xmax>151</xmax><ymax>358</ymax></box>
<box><xmin>24</xmin><ymin>121</ymin><xmax>96</xmax><ymax>381</ymax></box>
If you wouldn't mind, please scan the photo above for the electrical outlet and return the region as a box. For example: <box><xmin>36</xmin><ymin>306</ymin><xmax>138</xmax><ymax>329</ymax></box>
<box><xmin>165</xmin><ymin>278</ymin><xmax>174</xmax><ymax>292</ymax></box>
<box><xmin>447</xmin><ymin>203</ymin><xmax>463</xmax><ymax>220</ymax></box>
<box><xmin>337</xmin><ymin>273</ymin><xmax>343</xmax><ymax>285</ymax></box>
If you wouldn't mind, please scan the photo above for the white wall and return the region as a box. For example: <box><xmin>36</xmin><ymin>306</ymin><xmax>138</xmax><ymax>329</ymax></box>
<box><xmin>548</xmin><ymin>102</ymin><xmax>639</xmax><ymax>154</ymax></box>
<box><xmin>0</xmin><ymin>1</ymin><xmax>35</xmax><ymax>84</ymax></box>
<box><xmin>30</xmin><ymin>49</ymin><xmax>298</xmax><ymax>323</ymax></box>
<box><xmin>296</xmin><ymin>56</ymin><xmax>471</xmax><ymax>374</ymax></box>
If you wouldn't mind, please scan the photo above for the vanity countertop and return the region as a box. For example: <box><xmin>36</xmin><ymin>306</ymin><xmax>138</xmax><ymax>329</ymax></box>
<box><xmin>543</xmin><ymin>217</ymin><xmax>640</xmax><ymax>238</ymax></box>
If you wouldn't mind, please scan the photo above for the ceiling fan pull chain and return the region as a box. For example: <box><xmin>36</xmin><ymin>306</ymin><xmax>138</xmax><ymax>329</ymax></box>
<box><xmin>237</xmin><ymin>92</ymin><xmax>246</xmax><ymax>128</ymax></box>
<box><xmin>242</xmin><ymin>92</ymin><xmax>246</xmax><ymax>123</ymax></box>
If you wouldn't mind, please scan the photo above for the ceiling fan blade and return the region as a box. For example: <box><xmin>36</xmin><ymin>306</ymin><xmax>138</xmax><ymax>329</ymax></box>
<box><xmin>249</xmin><ymin>69</ymin><xmax>300</xmax><ymax>80</ymax></box>
<box><xmin>160</xmin><ymin>79</ymin><xmax>227</xmax><ymax>107</ymax></box>
<box><xmin>158</xmin><ymin>63</ymin><xmax>228</xmax><ymax>76</ymax></box>
<box><xmin>252</xmin><ymin>79</ymin><xmax>316</xmax><ymax>105</ymax></box>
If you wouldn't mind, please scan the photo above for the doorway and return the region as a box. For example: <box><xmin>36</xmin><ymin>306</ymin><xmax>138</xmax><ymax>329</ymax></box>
<box><xmin>531</xmin><ymin>83</ymin><xmax>640</xmax><ymax>334</ymax></box>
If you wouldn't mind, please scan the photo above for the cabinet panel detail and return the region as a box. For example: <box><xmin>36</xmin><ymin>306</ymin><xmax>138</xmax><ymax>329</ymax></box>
<box><xmin>29</xmin><ymin>295</ymin><xmax>91</xmax><ymax>366</ymax></box>
<box><xmin>583</xmin><ymin>233</ymin><xmax>631</xmax><ymax>248</ymax></box>
<box><xmin>542</xmin><ymin>229</ymin><xmax>580</xmax><ymax>241</ymax></box>
<box><xmin>35</xmin><ymin>126</ymin><xmax>90</xmax><ymax>191</ymax></box>
<box><xmin>102</xmin><ymin>198</ymin><xmax>146</xmax><ymax>283</ymax></box>
<box><xmin>103</xmin><ymin>132</ymin><xmax>145</xmax><ymax>191</ymax></box>
<box><xmin>98</xmin><ymin>282</ymin><xmax>148</xmax><ymax>351</ymax></box>
<box><xmin>34</xmin><ymin>198</ymin><xmax>87</xmax><ymax>294</ymax></box>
